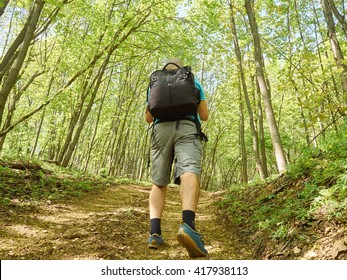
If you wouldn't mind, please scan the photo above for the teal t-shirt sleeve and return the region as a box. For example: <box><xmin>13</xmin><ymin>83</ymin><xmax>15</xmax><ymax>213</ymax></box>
<box><xmin>146</xmin><ymin>87</ymin><xmax>150</xmax><ymax>106</ymax></box>
<box><xmin>194</xmin><ymin>78</ymin><xmax>206</xmax><ymax>101</ymax></box>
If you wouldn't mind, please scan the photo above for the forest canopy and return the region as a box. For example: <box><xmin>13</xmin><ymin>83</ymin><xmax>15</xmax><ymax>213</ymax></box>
<box><xmin>0</xmin><ymin>0</ymin><xmax>346</xmax><ymax>190</ymax></box>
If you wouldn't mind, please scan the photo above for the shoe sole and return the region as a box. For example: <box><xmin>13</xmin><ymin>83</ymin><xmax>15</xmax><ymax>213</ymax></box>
<box><xmin>148</xmin><ymin>238</ymin><xmax>163</xmax><ymax>249</ymax></box>
<box><xmin>148</xmin><ymin>241</ymin><xmax>161</xmax><ymax>249</ymax></box>
<box><xmin>177</xmin><ymin>231</ymin><xmax>208</xmax><ymax>258</ymax></box>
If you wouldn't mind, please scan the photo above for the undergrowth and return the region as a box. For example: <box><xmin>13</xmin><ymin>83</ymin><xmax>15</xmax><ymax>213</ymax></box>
<box><xmin>0</xmin><ymin>162</ymin><xmax>115</xmax><ymax>206</ymax></box>
<box><xmin>220</xmin><ymin>118</ymin><xmax>347</xmax><ymax>244</ymax></box>
<box><xmin>0</xmin><ymin>157</ymin><xmax>152</xmax><ymax>207</ymax></box>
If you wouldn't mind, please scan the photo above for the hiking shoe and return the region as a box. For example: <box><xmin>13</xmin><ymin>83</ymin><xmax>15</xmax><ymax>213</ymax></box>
<box><xmin>177</xmin><ymin>223</ymin><xmax>208</xmax><ymax>258</ymax></box>
<box><xmin>148</xmin><ymin>234</ymin><xmax>164</xmax><ymax>249</ymax></box>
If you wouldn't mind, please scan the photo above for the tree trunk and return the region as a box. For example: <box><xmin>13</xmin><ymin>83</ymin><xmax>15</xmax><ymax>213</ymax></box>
<box><xmin>0</xmin><ymin>0</ymin><xmax>9</xmax><ymax>17</ymax></box>
<box><xmin>0</xmin><ymin>70</ymin><xmax>45</xmax><ymax>152</ymax></box>
<box><xmin>245</xmin><ymin>0</ymin><xmax>287</xmax><ymax>173</ymax></box>
<box><xmin>57</xmin><ymin>71</ymin><xmax>92</xmax><ymax>164</ymax></box>
<box><xmin>321</xmin><ymin>0</ymin><xmax>347</xmax><ymax>94</ymax></box>
<box><xmin>238</xmin><ymin>84</ymin><xmax>248</xmax><ymax>184</ymax></box>
<box><xmin>202</xmin><ymin>127</ymin><xmax>224</xmax><ymax>190</ymax></box>
<box><xmin>230</xmin><ymin>1</ymin><xmax>266</xmax><ymax>180</ymax></box>
<box><xmin>61</xmin><ymin>58</ymin><xmax>109</xmax><ymax>167</ymax></box>
<box><xmin>82</xmin><ymin>76</ymin><xmax>109</xmax><ymax>172</ymax></box>
<box><xmin>256</xmin><ymin>78</ymin><xmax>268</xmax><ymax>177</ymax></box>
<box><xmin>0</xmin><ymin>0</ymin><xmax>44</xmax><ymax>126</ymax></box>
<box><xmin>31</xmin><ymin>74</ymin><xmax>54</xmax><ymax>157</ymax></box>
<box><xmin>313</xmin><ymin>0</ymin><xmax>346</xmax><ymax>116</ymax></box>
<box><xmin>326</xmin><ymin>0</ymin><xmax>347</xmax><ymax>39</ymax></box>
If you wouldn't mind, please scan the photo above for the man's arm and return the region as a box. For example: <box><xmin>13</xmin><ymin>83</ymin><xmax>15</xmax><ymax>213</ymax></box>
<box><xmin>194</xmin><ymin>78</ymin><xmax>208</xmax><ymax>121</ymax></box>
<box><xmin>145</xmin><ymin>108</ymin><xmax>153</xmax><ymax>123</ymax></box>
<box><xmin>198</xmin><ymin>100</ymin><xmax>208</xmax><ymax>121</ymax></box>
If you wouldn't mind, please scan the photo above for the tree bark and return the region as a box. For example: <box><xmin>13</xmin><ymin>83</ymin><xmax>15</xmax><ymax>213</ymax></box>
<box><xmin>238</xmin><ymin>84</ymin><xmax>248</xmax><ymax>184</ymax></box>
<box><xmin>245</xmin><ymin>0</ymin><xmax>287</xmax><ymax>173</ymax></box>
<box><xmin>321</xmin><ymin>0</ymin><xmax>347</xmax><ymax>94</ymax></box>
<box><xmin>326</xmin><ymin>0</ymin><xmax>347</xmax><ymax>39</ymax></box>
<box><xmin>31</xmin><ymin>73</ymin><xmax>55</xmax><ymax>158</ymax></box>
<box><xmin>0</xmin><ymin>70</ymin><xmax>45</xmax><ymax>152</ymax></box>
<box><xmin>0</xmin><ymin>0</ymin><xmax>44</xmax><ymax>126</ymax></box>
<box><xmin>0</xmin><ymin>0</ymin><xmax>9</xmax><ymax>18</ymax></box>
<box><xmin>230</xmin><ymin>1</ymin><xmax>266</xmax><ymax>180</ymax></box>
<box><xmin>82</xmin><ymin>73</ymin><xmax>110</xmax><ymax>172</ymax></box>
<box><xmin>60</xmin><ymin>68</ymin><xmax>102</xmax><ymax>167</ymax></box>
<box><xmin>256</xmin><ymin>79</ymin><xmax>268</xmax><ymax>177</ymax></box>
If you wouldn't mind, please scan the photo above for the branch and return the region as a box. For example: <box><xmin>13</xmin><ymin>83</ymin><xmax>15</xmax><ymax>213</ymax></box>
<box><xmin>0</xmin><ymin>0</ymin><xmax>9</xmax><ymax>17</ymax></box>
<box><xmin>0</xmin><ymin>100</ymin><xmax>50</xmax><ymax>137</ymax></box>
<box><xmin>307</xmin><ymin>114</ymin><xmax>345</xmax><ymax>146</ymax></box>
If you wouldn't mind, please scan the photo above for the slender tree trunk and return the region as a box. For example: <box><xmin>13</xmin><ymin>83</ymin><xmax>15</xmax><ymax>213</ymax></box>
<box><xmin>57</xmin><ymin>74</ymin><xmax>91</xmax><ymax>164</ymax></box>
<box><xmin>31</xmin><ymin>74</ymin><xmax>54</xmax><ymax>157</ymax></box>
<box><xmin>0</xmin><ymin>0</ymin><xmax>9</xmax><ymax>17</ymax></box>
<box><xmin>238</xmin><ymin>84</ymin><xmax>248</xmax><ymax>184</ymax></box>
<box><xmin>321</xmin><ymin>0</ymin><xmax>347</xmax><ymax>94</ymax></box>
<box><xmin>290</xmin><ymin>1</ymin><xmax>310</xmax><ymax>145</ymax></box>
<box><xmin>139</xmin><ymin>127</ymin><xmax>150</xmax><ymax>181</ymax></box>
<box><xmin>0</xmin><ymin>0</ymin><xmax>20</xmax><ymax>69</ymax></box>
<box><xmin>255</xmin><ymin>78</ymin><xmax>268</xmax><ymax>177</ymax></box>
<box><xmin>83</xmin><ymin>79</ymin><xmax>109</xmax><ymax>172</ymax></box>
<box><xmin>295</xmin><ymin>88</ymin><xmax>310</xmax><ymax>144</ymax></box>
<box><xmin>313</xmin><ymin>0</ymin><xmax>346</xmax><ymax>116</ymax></box>
<box><xmin>203</xmin><ymin>127</ymin><xmax>225</xmax><ymax>190</ymax></box>
<box><xmin>230</xmin><ymin>1</ymin><xmax>266</xmax><ymax>180</ymax></box>
<box><xmin>61</xmin><ymin>57</ymin><xmax>109</xmax><ymax>167</ymax></box>
<box><xmin>327</xmin><ymin>0</ymin><xmax>347</xmax><ymax>39</ymax></box>
<box><xmin>0</xmin><ymin>0</ymin><xmax>44</xmax><ymax>126</ymax></box>
<box><xmin>245</xmin><ymin>0</ymin><xmax>287</xmax><ymax>173</ymax></box>
<box><xmin>0</xmin><ymin>70</ymin><xmax>44</xmax><ymax>152</ymax></box>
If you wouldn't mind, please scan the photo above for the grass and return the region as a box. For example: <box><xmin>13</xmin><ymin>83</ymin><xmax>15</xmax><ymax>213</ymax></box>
<box><xmin>0</xmin><ymin>162</ymin><xmax>113</xmax><ymax>206</ymax></box>
<box><xmin>0</xmin><ymin>158</ymin><xmax>153</xmax><ymax>207</ymax></box>
<box><xmin>220</xmin><ymin>118</ymin><xmax>347</xmax><ymax>244</ymax></box>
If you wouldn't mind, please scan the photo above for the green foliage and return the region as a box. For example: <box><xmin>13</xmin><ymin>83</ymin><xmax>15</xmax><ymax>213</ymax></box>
<box><xmin>221</xmin><ymin>119</ymin><xmax>347</xmax><ymax>241</ymax></box>
<box><xmin>1</xmin><ymin>0</ymin><xmax>347</xmax><ymax>191</ymax></box>
<box><xmin>45</xmin><ymin>0</ymin><xmax>64</xmax><ymax>7</ymax></box>
<box><xmin>0</xmin><ymin>161</ymin><xmax>106</xmax><ymax>205</ymax></box>
<box><xmin>287</xmin><ymin>147</ymin><xmax>322</xmax><ymax>179</ymax></box>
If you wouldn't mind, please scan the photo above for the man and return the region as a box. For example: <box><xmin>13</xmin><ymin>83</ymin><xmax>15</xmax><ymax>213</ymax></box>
<box><xmin>145</xmin><ymin>58</ymin><xmax>209</xmax><ymax>258</ymax></box>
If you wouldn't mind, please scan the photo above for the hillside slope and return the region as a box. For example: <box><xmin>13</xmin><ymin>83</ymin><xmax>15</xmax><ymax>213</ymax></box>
<box><xmin>1</xmin><ymin>159</ymin><xmax>346</xmax><ymax>259</ymax></box>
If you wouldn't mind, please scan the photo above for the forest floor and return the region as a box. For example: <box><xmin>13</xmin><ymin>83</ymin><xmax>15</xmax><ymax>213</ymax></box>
<box><xmin>0</xmin><ymin>183</ymin><xmax>251</xmax><ymax>260</ymax></box>
<box><xmin>0</xmin><ymin>161</ymin><xmax>346</xmax><ymax>260</ymax></box>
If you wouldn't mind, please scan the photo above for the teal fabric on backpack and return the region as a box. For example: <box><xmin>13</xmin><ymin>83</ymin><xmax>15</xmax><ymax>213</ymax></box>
<box><xmin>147</xmin><ymin>77</ymin><xmax>205</xmax><ymax>123</ymax></box>
<box><xmin>146</xmin><ymin>65</ymin><xmax>208</xmax><ymax>142</ymax></box>
<box><xmin>147</xmin><ymin>65</ymin><xmax>200</xmax><ymax>119</ymax></box>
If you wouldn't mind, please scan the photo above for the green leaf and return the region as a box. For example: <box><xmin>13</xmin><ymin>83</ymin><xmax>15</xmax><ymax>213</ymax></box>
<box><xmin>45</xmin><ymin>0</ymin><xmax>63</xmax><ymax>7</ymax></box>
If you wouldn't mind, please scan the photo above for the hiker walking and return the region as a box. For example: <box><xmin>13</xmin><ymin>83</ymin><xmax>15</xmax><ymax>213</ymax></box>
<box><xmin>145</xmin><ymin>58</ymin><xmax>209</xmax><ymax>258</ymax></box>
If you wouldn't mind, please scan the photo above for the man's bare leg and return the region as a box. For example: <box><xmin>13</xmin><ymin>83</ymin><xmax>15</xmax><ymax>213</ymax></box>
<box><xmin>149</xmin><ymin>184</ymin><xmax>167</xmax><ymax>235</ymax></box>
<box><xmin>180</xmin><ymin>172</ymin><xmax>199</xmax><ymax>211</ymax></box>
<box><xmin>177</xmin><ymin>172</ymin><xmax>208</xmax><ymax>257</ymax></box>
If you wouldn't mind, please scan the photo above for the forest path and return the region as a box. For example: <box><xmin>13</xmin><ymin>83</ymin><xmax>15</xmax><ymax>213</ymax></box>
<box><xmin>0</xmin><ymin>184</ymin><xmax>252</xmax><ymax>260</ymax></box>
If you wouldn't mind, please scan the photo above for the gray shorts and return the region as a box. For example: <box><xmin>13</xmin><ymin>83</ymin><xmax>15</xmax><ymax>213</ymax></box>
<box><xmin>150</xmin><ymin>120</ymin><xmax>202</xmax><ymax>186</ymax></box>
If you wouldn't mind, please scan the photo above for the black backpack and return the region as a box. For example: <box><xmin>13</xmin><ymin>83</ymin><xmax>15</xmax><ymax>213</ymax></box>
<box><xmin>147</xmin><ymin>63</ymin><xmax>200</xmax><ymax>119</ymax></box>
<box><xmin>146</xmin><ymin>63</ymin><xmax>208</xmax><ymax>142</ymax></box>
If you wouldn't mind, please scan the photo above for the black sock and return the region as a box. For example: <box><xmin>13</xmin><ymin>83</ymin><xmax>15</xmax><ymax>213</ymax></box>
<box><xmin>182</xmin><ymin>210</ymin><xmax>196</xmax><ymax>231</ymax></box>
<box><xmin>150</xmin><ymin>218</ymin><xmax>161</xmax><ymax>235</ymax></box>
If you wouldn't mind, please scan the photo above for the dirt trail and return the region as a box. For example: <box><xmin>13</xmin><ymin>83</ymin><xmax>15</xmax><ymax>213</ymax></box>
<box><xmin>0</xmin><ymin>184</ymin><xmax>252</xmax><ymax>260</ymax></box>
